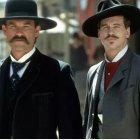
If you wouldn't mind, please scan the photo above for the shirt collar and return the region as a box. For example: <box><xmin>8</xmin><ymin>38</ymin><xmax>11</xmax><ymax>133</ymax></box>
<box><xmin>105</xmin><ymin>45</ymin><xmax>128</xmax><ymax>63</ymax></box>
<box><xmin>10</xmin><ymin>47</ymin><xmax>36</xmax><ymax>63</ymax></box>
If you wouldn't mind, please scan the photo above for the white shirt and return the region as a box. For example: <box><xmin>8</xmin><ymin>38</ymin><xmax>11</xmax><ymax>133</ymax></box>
<box><xmin>10</xmin><ymin>47</ymin><xmax>36</xmax><ymax>78</ymax></box>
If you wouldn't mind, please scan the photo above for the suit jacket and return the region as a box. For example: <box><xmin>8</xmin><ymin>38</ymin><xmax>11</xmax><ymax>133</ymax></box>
<box><xmin>0</xmin><ymin>49</ymin><xmax>83</xmax><ymax>139</ymax></box>
<box><xmin>83</xmin><ymin>48</ymin><xmax>140</xmax><ymax>139</ymax></box>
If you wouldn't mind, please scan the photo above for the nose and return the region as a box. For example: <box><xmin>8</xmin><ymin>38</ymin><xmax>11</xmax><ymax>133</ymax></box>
<box><xmin>15</xmin><ymin>27</ymin><xmax>24</xmax><ymax>37</ymax></box>
<box><xmin>107</xmin><ymin>27</ymin><xmax>114</xmax><ymax>35</ymax></box>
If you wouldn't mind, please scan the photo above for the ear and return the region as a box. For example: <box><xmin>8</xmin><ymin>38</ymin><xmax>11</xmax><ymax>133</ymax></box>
<box><xmin>2</xmin><ymin>25</ymin><xmax>7</xmax><ymax>35</ymax></box>
<box><xmin>126</xmin><ymin>27</ymin><xmax>130</xmax><ymax>38</ymax></box>
<box><xmin>35</xmin><ymin>25</ymin><xmax>41</xmax><ymax>37</ymax></box>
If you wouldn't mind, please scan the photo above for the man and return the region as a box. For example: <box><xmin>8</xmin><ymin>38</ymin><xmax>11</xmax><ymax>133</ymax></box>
<box><xmin>0</xmin><ymin>0</ymin><xmax>83</xmax><ymax>139</ymax></box>
<box><xmin>70</xmin><ymin>32</ymin><xmax>87</xmax><ymax>75</ymax></box>
<box><xmin>82</xmin><ymin>0</ymin><xmax>140</xmax><ymax>139</ymax></box>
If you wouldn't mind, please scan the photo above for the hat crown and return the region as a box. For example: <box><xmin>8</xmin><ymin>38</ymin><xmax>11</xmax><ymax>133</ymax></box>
<box><xmin>5</xmin><ymin>0</ymin><xmax>37</xmax><ymax>17</ymax></box>
<box><xmin>0</xmin><ymin>0</ymin><xmax>57</xmax><ymax>30</ymax></box>
<box><xmin>97</xmin><ymin>0</ymin><xmax>121</xmax><ymax>13</ymax></box>
<box><xmin>82</xmin><ymin>0</ymin><xmax>140</xmax><ymax>37</ymax></box>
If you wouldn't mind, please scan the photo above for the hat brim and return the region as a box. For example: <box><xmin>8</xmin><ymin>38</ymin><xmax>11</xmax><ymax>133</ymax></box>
<box><xmin>82</xmin><ymin>5</ymin><xmax>140</xmax><ymax>37</ymax></box>
<box><xmin>0</xmin><ymin>16</ymin><xmax>57</xmax><ymax>30</ymax></box>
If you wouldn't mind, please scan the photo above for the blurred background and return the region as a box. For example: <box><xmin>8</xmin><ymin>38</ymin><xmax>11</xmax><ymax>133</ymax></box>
<box><xmin>1</xmin><ymin>0</ymin><xmax>140</xmax><ymax>115</ymax></box>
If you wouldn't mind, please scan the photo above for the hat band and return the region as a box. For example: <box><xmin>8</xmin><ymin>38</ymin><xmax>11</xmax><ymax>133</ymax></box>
<box><xmin>5</xmin><ymin>12</ymin><xmax>37</xmax><ymax>17</ymax></box>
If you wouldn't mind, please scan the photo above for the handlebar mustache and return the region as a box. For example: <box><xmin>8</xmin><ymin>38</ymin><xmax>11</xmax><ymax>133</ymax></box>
<box><xmin>9</xmin><ymin>36</ymin><xmax>30</xmax><ymax>44</ymax></box>
<box><xmin>105</xmin><ymin>35</ymin><xmax>118</xmax><ymax>39</ymax></box>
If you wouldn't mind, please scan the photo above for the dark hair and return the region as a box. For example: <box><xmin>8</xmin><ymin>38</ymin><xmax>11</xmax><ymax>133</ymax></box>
<box><xmin>123</xmin><ymin>16</ymin><xmax>131</xmax><ymax>28</ymax></box>
<box><xmin>35</xmin><ymin>21</ymin><xmax>40</xmax><ymax>27</ymax></box>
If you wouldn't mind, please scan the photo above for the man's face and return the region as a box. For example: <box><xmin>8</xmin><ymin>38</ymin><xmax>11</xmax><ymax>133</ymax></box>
<box><xmin>2</xmin><ymin>19</ymin><xmax>40</xmax><ymax>53</ymax></box>
<box><xmin>98</xmin><ymin>16</ymin><xmax>130</xmax><ymax>53</ymax></box>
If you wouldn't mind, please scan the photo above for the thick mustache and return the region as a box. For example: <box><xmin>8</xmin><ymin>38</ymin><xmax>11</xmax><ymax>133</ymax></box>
<box><xmin>9</xmin><ymin>36</ymin><xmax>30</xmax><ymax>44</ymax></box>
<box><xmin>105</xmin><ymin>35</ymin><xmax>118</xmax><ymax>40</ymax></box>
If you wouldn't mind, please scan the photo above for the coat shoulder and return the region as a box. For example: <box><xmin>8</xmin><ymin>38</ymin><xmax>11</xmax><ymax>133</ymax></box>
<box><xmin>0</xmin><ymin>58</ymin><xmax>6</xmax><ymax>67</ymax></box>
<box><xmin>58</xmin><ymin>60</ymin><xmax>69</xmax><ymax>70</ymax></box>
<box><xmin>40</xmin><ymin>53</ymin><xmax>69</xmax><ymax>72</ymax></box>
<box><xmin>88</xmin><ymin>61</ymin><xmax>103</xmax><ymax>78</ymax></box>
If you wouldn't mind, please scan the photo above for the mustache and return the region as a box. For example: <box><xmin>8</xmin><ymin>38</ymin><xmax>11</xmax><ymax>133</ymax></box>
<box><xmin>105</xmin><ymin>35</ymin><xmax>118</xmax><ymax>40</ymax></box>
<box><xmin>9</xmin><ymin>35</ymin><xmax>30</xmax><ymax>44</ymax></box>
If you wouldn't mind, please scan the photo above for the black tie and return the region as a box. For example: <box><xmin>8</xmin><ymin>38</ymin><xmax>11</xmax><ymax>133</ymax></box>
<box><xmin>10</xmin><ymin>62</ymin><xmax>26</xmax><ymax>91</ymax></box>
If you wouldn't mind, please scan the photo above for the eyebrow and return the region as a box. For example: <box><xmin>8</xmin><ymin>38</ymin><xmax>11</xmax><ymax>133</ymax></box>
<box><xmin>6</xmin><ymin>20</ymin><xmax>34</xmax><ymax>24</ymax></box>
<box><xmin>100</xmin><ymin>23</ymin><xmax>122</xmax><ymax>27</ymax></box>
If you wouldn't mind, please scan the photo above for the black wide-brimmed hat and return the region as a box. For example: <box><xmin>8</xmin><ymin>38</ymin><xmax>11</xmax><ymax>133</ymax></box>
<box><xmin>0</xmin><ymin>0</ymin><xmax>57</xmax><ymax>30</ymax></box>
<box><xmin>82</xmin><ymin>0</ymin><xmax>140</xmax><ymax>37</ymax></box>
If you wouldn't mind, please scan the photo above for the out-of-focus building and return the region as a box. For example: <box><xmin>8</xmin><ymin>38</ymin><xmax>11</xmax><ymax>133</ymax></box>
<box><xmin>0</xmin><ymin>0</ymin><xmax>10</xmax><ymax>59</ymax></box>
<box><xmin>36</xmin><ymin>0</ymin><xmax>79</xmax><ymax>63</ymax></box>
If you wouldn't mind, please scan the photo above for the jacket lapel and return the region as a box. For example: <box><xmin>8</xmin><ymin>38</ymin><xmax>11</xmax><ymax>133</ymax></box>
<box><xmin>107</xmin><ymin>49</ymin><xmax>133</xmax><ymax>91</ymax></box>
<box><xmin>91</xmin><ymin>61</ymin><xmax>105</xmax><ymax>138</ymax></box>
<box><xmin>94</xmin><ymin>61</ymin><xmax>105</xmax><ymax>100</ymax></box>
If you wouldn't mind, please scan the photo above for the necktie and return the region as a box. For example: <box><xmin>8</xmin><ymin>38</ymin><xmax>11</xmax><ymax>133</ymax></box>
<box><xmin>10</xmin><ymin>62</ymin><xmax>26</xmax><ymax>91</ymax></box>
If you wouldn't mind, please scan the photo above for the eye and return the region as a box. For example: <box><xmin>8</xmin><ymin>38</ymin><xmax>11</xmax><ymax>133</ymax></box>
<box><xmin>100</xmin><ymin>25</ymin><xmax>108</xmax><ymax>31</ymax></box>
<box><xmin>24</xmin><ymin>25</ymin><xmax>32</xmax><ymax>29</ymax></box>
<box><xmin>8</xmin><ymin>25</ymin><xmax>16</xmax><ymax>29</ymax></box>
<box><xmin>113</xmin><ymin>25</ymin><xmax>122</xmax><ymax>30</ymax></box>
<box><xmin>114</xmin><ymin>25</ymin><xmax>119</xmax><ymax>28</ymax></box>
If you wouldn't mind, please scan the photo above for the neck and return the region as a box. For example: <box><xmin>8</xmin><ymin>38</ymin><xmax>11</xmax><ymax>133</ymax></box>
<box><xmin>11</xmin><ymin>50</ymin><xmax>30</xmax><ymax>60</ymax></box>
<box><xmin>105</xmin><ymin>41</ymin><xmax>128</xmax><ymax>62</ymax></box>
<box><xmin>11</xmin><ymin>47</ymin><xmax>35</xmax><ymax>60</ymax></box>
<box><xmin>105</xmin><ymin>51</ymin><xmax>118</xmax><ymax>62</ymax></box>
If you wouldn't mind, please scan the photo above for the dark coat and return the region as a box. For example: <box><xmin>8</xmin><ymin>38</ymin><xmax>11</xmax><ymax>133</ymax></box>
<box><xmin>0</xmin><ymin>49</ymin><xmax>83</xmax><ymax>139</ymax></box>
<box><xmin>83</xmin><ymin>49</ymin><xmax>140</xmax><ymax>139</ymax></box>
